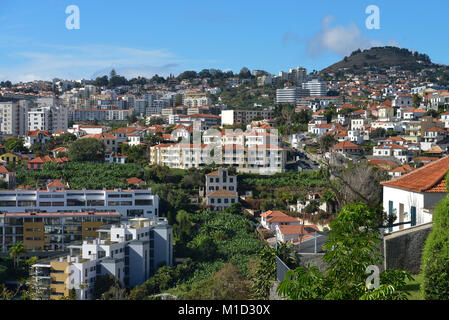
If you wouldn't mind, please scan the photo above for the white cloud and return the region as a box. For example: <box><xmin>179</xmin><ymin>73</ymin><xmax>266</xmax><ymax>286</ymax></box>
<box><xmin>307</xmin><ymin>15</ymin><xmax>397</xmax><ymax>57</ymax></box>
<box><xmin>0</xmin><ymin>44</ymin><xmax>183</xmax><ymax>82</ymax></box>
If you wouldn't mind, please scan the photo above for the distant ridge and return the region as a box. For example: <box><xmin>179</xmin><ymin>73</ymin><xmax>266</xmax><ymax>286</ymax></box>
<box><xmin>320</xmin><ymin>46</ymin><xmax>442</xmax><ymax>75</ymax></box>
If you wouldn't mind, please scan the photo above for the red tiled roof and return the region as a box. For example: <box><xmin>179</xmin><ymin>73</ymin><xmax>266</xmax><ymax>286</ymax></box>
<box><xmin>27</xmin><ymin>129</ymin><xmax>51</xmax><ymax>137</ymax></box>
<box><xmin>206</xmin><ymin>189</ymin><xmax>238</xmax><ymax>198</ymax></box>
<box><xmin>332</xmin><ymin>141</ymin><xmax>360</xmax><ymax>150</ymax></box>
<box><xmin>390</xmin><ymin>165</ymin><xmax>413</xmax><ymax>173</ymax></box>
<box><xmin>126</xmin><ymin>177</ymin><xmax>145</xmax><ymax>185</ymax></box>
<box><xmin>278</xmin><ymin>224</ymin><xmax>320</xmax><ymax>235</ymax></box>
<box><xmin>46</xmin><ymin>180</ymin><xmax>67</xmax><ymax>188</ymax></box>
<box><xmin>381</xmin><ymin>154</ymin><xmax>449</xmax><ymax>193</ymax></box>
<box><xmin>0</xmin><ymin>165</ymin><xmax>15</xmax><ymax>174</ymax></box>
<box><xmin>425</xmin><ymin>126</ymin><xmax>446</xmax><ymax>132</ymax></box>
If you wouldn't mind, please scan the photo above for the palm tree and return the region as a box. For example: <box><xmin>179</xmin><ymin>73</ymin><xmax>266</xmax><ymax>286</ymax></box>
<box><xmin>9</xmin><ymin>241</ymin><xmax>26</xmax><ymax>269</ymax></box>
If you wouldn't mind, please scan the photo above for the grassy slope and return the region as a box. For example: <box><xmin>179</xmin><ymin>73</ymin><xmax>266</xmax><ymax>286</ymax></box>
<box><xmin>402</xmin><ymin>274</ymin><xmax>424</xmax><ymax>300</ymax></box>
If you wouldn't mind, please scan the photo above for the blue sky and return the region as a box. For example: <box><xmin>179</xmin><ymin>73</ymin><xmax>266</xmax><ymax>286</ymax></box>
<box><xmin>0</xmin><ymin>0</ymin><xmax>448</xmax><ymax>82</ymax></box>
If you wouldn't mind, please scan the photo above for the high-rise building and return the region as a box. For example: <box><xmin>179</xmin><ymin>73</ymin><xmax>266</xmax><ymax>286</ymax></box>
<box><xmin>289</xmin><ymin>67</ymin><xmax>307</xmax><ymax>85</ymax></box>
<box><xmin>30</xmin><ymin>217</ymin><xmax>173</xmax><ymax>300</ymax></box>
<box><xmin>276</xmin><ymin>87</ymin><xmax>310</xmax><ymax>103</ymax></box>
<box><xmin>0</xmin><ymin>101</ymin><xmax>20</xmax><ymax>136</ymax></box>
<box><xmin>302</xmin><ymin>79</ymin><xmax>328</xmax><ymax>96</ymax></box>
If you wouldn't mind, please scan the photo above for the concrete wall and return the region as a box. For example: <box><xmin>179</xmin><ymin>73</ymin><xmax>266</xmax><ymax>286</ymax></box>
<box><xmin>383</xmin><ymin>222</ymin><xmax>433</xmax><ymax>275</ymax></box>
<box><xmin>295</xmin><ymin>253</ymin><xmax>327</xmax><ymax>272</ymax></box>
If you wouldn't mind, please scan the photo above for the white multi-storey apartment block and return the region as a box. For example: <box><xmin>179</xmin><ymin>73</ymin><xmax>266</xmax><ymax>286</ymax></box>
<box><xmin>31</xmin><ymin>217</ymin><xmax>173</xmax><ymax>300</ymax></box>
<box><xmin>150</xmin><ymin>143</ymin><xmax>286</xmax><ymax>174</ymax></box>
<box><xmin>0</xmin><ymin>185</ymin><xmax>159</xmax><ymax>218</ymax></box>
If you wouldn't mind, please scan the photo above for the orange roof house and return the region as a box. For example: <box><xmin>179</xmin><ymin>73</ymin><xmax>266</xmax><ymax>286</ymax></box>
<box><xmin>126</xmin><ymin>177</ymin><xmax>145</xmax><ymax>186</ymax></box>
<box><xmin>381</xmin><ymin>155</ymin><xmax>449</xmax><ymax>193</ymax></box>
<box><xmin>381</xmin><ymin>154</ymin><xmax>449</xmax><ymax>231</ymax></box>
<box><xmin>260</xmin><ymin>210</ymin><xmax>300</xmax><ymax>231</ymax></box>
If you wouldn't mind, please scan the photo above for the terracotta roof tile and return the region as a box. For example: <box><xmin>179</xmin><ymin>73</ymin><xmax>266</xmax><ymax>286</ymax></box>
<box><xmin>381</xmin><ymin>154</ymin><xmax>449</xmax><ymax>193</ymax></box>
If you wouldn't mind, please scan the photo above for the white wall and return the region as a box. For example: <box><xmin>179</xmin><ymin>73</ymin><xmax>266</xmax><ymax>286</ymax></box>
<box><xmin>383</xmin><ymin>186</ymin><xmax>439</xmax><ymax>232</ymax></box>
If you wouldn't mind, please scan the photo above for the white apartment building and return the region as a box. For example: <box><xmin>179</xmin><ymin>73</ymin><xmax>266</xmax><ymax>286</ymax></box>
<box><xmin>183</xmin><ymin>92</ymin><xmax>211</xmax><ymax>107</ymax></box>
<box><xmin>0</xmin><ymin>101</ymin><xmax>20</xmax><ymax>136</ymax></box>
<box><xmin>351</xmin><ymin>118</ymin><xmax>371</xmax><ymax>131</ymax></box>
<box><xmin>0</xmin><ymin>186</ymin><xmax>159</xmax><ymax>218</ymax></box>
<box><xmin>26</xmin><ymin>104</ymin><xmax>68</xmax><ymax>133</ymax></box>
<box><xmin>31</xmin><ymin>217</ymin><xmax>173</xmax><ymax>299</ymax></box>
<box><xmin>276</xmin><ymin>87</ymin><xmax>310</xmax><ymax>103</ymax></box>
<box><xmin>150</xmin><ymin>143</ymin><xmax>286</xmax><ymax>174</ymax></box>
<box><xmin>302</xmin><ymin>79</ymin><xmax>328</xmax><ymax>96</ymax></box>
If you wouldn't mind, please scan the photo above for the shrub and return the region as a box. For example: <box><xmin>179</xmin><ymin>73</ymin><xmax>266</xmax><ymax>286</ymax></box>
<box><xmin>421</xmin><ymin>195</ymin><xmax>449</xmax><ymax>299</ymax></box>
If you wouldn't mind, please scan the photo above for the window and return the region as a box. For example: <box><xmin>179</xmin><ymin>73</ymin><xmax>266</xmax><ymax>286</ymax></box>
<box><xmin>135</xmin><ymin>199</ymin><xmax>153</xmax><ymax>206</ymax></box>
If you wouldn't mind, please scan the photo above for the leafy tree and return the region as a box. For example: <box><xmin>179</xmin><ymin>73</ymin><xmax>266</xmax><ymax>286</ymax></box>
<box><xmin>421</xmin><ymin>195</ymin><xmax>449</xmax><ymax>299</ymax></box>
<box><xmin>93</xmin><ymin>75</ymin><xmax>108</xmax><ymax>87</ymax></box>
<box><xmin>0</xmin><ymin>80</ymin><xmax>12</xmax><ymax>88</ymax></box>
<box><xmin>177</xmin><ymin>71</ymin><xmax>198</xmax><ymax>80</ymax></box>
<box><xmin>182</xmin><ymin>264</ymin><xmax>251</xmax><ymax>300</ymax></box>
<box><xmin>277</xmin><ymin>203</ymin><xmax>413</xmax><ymax>300</ymax></box>
<box><xmin>121</xmin><ymin>144</ymin><xmax>146</xmax><ymax>163</ymax></box>
<box><xmin>9</xmin><ymin>241</ymin><xmax>26</xmax><ymax>269</ymax></box>
<box><xmin>413</xmin><ymin>94</ymin><xmax>422</xmax><ymax>108</ymax></box>
<box><xmin>93</xmin><ymin>275</ymin><xmax>123</xmax><ymax>300</ymax></box>
<box><xmin>223</xmin><ymin>202</ymin><xmax>243</xmax><ymax>215</ymax></box>
<box><xmin>248</xmin><ymin>246</ymin><xmax>276</xmax><ymax>299</ymax></box>
<box><xmin>68</xmin><ymin>138</ymin><xmax>105</xmax><ymax>162</ymax></box>
<box><xmin>4</xmin><ymin>138</ymin><xmax>27</xmax><ymax>153</ymax></box>
<box><xmin>148</xmin><ymin>117</ymin><xmax>166</xmax><ymax>126</ymax></box>
<box><xmin>318</xmin><ymin>134</ymin><xmax>337</xmax><ymax>153</ymax></box>
<box><xmin>372</xmin><ymin>127</ymin><xmax>386</xmax><ymax>139</ymax></box>
<box><xmin>174</xmin><ymin>210</ymin><xmax>195</xmax><ymax>243</ymax></box>
<box><xmin>187</xmin><ymin>234</ymin><xmax>218</xmax><ymax>261</ymax></box>
<box><xmin>238</xmin><ymin>67</ymin><xmax>251</xmax><ymax>79</ymax></box>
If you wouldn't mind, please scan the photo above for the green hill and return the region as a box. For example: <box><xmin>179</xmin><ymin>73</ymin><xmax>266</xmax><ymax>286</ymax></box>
<box><xmin>321</xmin><ymin>46</ymin><xmax>438</xmax><ymax>74</ymax></box>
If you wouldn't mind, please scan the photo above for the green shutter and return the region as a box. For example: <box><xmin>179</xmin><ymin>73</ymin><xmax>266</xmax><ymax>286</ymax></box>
<box><xmin>411</xmin><ymin>206</ymin><xmax>416</xmax><ymax>227</ymax></box>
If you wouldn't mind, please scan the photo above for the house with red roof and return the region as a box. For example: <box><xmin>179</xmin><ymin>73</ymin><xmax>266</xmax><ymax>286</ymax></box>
<box><xmin>105</xmin><ymin>152</ymin><xmax>127</xmax><ymax>164</ymax></box>
<box><xmin>24</xmin><ymin>129</ymin><xmax>51</xmax><ymax>148</ymax></box>
<box><xmin>388</xmin><ymin>164</ymin><xmax>414</xmax><ymax>178</ymax></box>
<box><xmin>81</xmin><ymin>132</ymin><xmax>118</xmax><ymax>152</ymax></box>
<box><xmin>126</xmin><ymin>177</ymin><xmax>146</xmax><ymax>187</ymax></box>
<box><xmin>275</xmin><ymin>224</ymin><xmax>320</xmax><ymax>243</ymax></box>
<box><xmin>205</xmin><ymin>189</ymin><xmax>238</xmax><ymax>211</ymax></box>
<box><xmin>331</xmin><ymin>141</ymin><xmax>361</xmax><ymax>155</ymax></box>
<box><xmin>27</xmin><ymin>155</ymin><xmax>69</xmax><ymax>170</ymax></box>
<box><xmin>260</xmin><ymin>210</ymin><xmax>300</xmax><ymax>231</ymax></box>
<box><xmin>381</xmin><ymin>155</ymin><xmax>449</xmax><ymax>232</ymax></box>
<box><xmin>0</xmin><ymin>165</ymin><xmax>16</xmax><ymax>189</ymax></box>
<box><xmin>373</xmin><ymin>143</ymin><xmax>411</xmax><ymax>163</ymax></box>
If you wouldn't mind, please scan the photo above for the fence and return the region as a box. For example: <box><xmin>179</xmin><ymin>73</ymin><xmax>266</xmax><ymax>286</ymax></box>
<box><xmin>276</xmin><ymin>255</ymin><xmax>291</xmax><ymax>282</ymax></box>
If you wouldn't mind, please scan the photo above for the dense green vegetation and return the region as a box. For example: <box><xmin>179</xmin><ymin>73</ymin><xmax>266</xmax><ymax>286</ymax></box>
<box><xmin>421</xmin><ymin>194</ymin><xmax>449</xmax><ymax>299</ymax></box>
<box><xmin>322</xmin><ymin>46</ymin><xmax>435</xmax><ymax>75</ymax></box>
<box><xmin>240</xmin><ymin>170</ymin><xmax>329</xmax><ymax>189</ymax></box>
<box><xmin>218</xmin><ymin>84</ymin><xmax>276</xmax><ymax>109</ymax></box>
<box><xmin>16</xmin><ymin>162</ymin><xmax>144</xmax><ymax>189</ymax></box>
<box><xmin>128</xmin><ymin>209</ymin><xmax>264</xmax><ymax>299</ymax></box>
<box><xmin>277</xmin><ymin>203</ymin><xmax>413</xmax><ymax>300</ymax></box>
